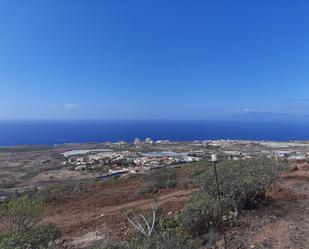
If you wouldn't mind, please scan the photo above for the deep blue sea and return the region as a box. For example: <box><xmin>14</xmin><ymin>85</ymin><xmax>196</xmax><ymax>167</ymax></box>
<box><xmin>0</xmin><ymin>120</ymin><xmax>309</xmax><ymax>146</ymax></box>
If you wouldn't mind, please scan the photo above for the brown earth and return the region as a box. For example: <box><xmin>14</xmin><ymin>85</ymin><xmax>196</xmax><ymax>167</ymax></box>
<box><xmin>224</xmin><ymin>162</ymin><xmax>309</xmax><ymax>249</ymax></box>
<box><xmin>43</xmin><ymin>175</ymin><xmax>197</xmax><ymax>248</ymax></box>
<box><xmin>42</xmin><ymin>163</ymin><xmax>309</xmax><ymax>249</ymax></box>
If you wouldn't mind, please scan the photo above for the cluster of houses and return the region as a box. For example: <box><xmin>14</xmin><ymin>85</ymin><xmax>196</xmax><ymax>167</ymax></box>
<box><xmin>271</xmin><ymin>150</ymin><xmax>307</xmax><ymax>161</ymax></box>
<box><xmin>66</xmin><ymin>150</ymin><xmax>200</xmax><ymax>172</ymax></box>
<box><xmin>63</xmin><ymin>139</ymin><xmax>309</xmax><ymax>177</ymax></box>
<box><xmin>133</xmin><ymin>138</ymin><xmax>171</xmax><ymax>145</ymax></box>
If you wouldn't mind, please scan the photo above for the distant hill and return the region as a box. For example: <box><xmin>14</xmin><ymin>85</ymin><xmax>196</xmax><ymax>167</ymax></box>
<box><xmin>216</xmin><ymin>112</ymin><xmax>309</xmax><ymax>122</ymax></box>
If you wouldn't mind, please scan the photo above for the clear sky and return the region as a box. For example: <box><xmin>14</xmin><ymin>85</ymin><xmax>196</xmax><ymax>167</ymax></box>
<box><xmin>1</xmin><ymin>0</ymin><xmax>309</xmax><ymax>120</ymax></box>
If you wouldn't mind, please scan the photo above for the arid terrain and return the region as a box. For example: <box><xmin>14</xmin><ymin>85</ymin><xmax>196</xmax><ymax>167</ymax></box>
<box><xmin>1</xmin><ymin>141</ymin><xmax>309</xmax><ymax>248</ymax></box>
<box><xmin>36</xmin><ymin>161</ymin><xmax>309</xmax><ymax>249</ymax></box>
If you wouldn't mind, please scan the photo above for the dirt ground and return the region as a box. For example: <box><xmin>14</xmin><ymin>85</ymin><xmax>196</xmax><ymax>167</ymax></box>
<box><xmin>224</xmin><ymin>162</ymin><xmax>309</xmax><ymax>249</ymax></box>
<box><xmin>43</xmin><ymin>175</ymin><xmax>197</xmax><ymax>248</ymax></box>
<box><xmin>42</xmin><ymin>163</ymin><xmax>309</xmax><ymax>249</ymax></box>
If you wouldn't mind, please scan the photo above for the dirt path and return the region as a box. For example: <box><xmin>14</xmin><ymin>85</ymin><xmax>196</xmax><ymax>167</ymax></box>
<box><xmin>99</xmin><ymin>188</ymin><xmax>197</xmax><ymax>214</ymax></box>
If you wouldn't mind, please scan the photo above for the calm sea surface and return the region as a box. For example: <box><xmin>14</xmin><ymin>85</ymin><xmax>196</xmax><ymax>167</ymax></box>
<box><xmin>0</xmin><ymin>120</ymin><xmax>309</xmax><ymax>146</ymax></box>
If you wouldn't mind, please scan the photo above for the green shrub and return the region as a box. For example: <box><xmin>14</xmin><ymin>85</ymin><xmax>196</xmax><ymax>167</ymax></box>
<box><xmin>88</xmin><ymin>215</ymin><xmax>199</xmax><ymax>249</ymax></box>
<box><xmin>88</xmin><ymin>232</ymin><xmax>199</xmax><ymax>249</ymax></box>
<box><xmin>129</xmin><ymin>229</ymin><xmax>200</xmax><ymax>249</ymax></box>
<box><xmin>148</xmin><ymin>168</ymin><xmax>177</xmax><ymax>189</ymax></box>
<box><xmin>29</xmin><ymin>181</ymin><xmax>88</xmax><ymax>203</ymax></box>
<box><xmin>155</xmin><ymin>216</ymin><xmax>180</xmax><ymax>232</ymax></box>
<box><xmin>0</xmin><ymin>195</ymin><xmax>45</xmax><ymax>232</ymax></box>
<box><xmin>0</xmin><ymin>224</ymin><xmax>61</xmax><ymax>249</ymax></box>
<box><xmin>165</xmin><ymin>179</ymin><xmax>177</xmax><ymax>188</ymax></box>
<box><xmin>178</xmin><ymin>193</ymin><xmax>230</xmax><ymax>236</ymax></box>
<box><xmin>190</xmin><ymin>161</ymin><xmax>212</xmax><ymax>177</ymax></box>
<box><xmin>38</xmin><ymin>184</ymin><xmax>67</xmax><ymax>202</ymax></box>
<box><xmin>139</xmin><ymin>168</ymin><xmax>178</xmax><ymax>194</ymax></box>
<box><xmin>198</xmin><ymin>157</ymin><xmax>285</xmax><ymax>214</ymax></box>
<box><xmin>87</xmin><ymin>240</ymin><xmax>129</xmax><ymax>249</ymax></box>
<box><xmin>178</xmin><ymin>178</ymin><xmax>194</xmax><ymax>188</ymax></box>
<box><xmin>138</xmin><ymin>183</ymin><xmax>158</xmax><ymax>195</ymax></box>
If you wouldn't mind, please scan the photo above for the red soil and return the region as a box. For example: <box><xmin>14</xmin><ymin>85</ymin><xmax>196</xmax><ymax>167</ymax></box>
<box><xmin>39</xmin><ymin>162</ymin><xmax>309</xmax><ymax>248</ymax></box>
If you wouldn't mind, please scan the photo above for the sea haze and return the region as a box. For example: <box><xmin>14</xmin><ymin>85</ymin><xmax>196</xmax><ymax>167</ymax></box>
<box><xmin>0</xmin><ymin>120</ymin><xmax>309</xmax><ymax>146</ymax></box>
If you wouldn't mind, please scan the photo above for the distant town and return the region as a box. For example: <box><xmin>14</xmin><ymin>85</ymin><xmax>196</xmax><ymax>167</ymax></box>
<box><xmin>1</xmin><ymin>138</ymin><xmax>309</xmax><ymax>199</ymax></box>
<box><xmin>61</xmin><ymin>138</ymin><xmax>309</xmax><ymax>179</ymax></box>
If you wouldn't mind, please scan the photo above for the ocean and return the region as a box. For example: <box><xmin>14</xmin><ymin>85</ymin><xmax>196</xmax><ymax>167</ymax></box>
<box><xmin>0</xmin><ymin>120</ymin><xmax>309</xmax><ymax>146</ymax></box>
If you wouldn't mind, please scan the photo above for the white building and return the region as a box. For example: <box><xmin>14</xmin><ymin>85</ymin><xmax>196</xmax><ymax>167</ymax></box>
<box><xmin>145</xmin><ymin>138</ymin><xmax>153</xmax><ymax>144</ymax></box>
<box><xmin>134</xmin><ymin>138</ymin><xmax>141</xmax><ymax>145</ymax></box>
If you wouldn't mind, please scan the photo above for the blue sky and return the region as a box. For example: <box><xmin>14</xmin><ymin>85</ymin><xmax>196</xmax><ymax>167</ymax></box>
<box><xmin>1</xmin><ymin>0</ymin><xmax>309</xmax><ymax>120</ymax></box>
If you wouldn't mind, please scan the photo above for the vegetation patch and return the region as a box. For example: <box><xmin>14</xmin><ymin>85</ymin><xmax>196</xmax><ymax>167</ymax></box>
<box><xmin>22</xmin><ymin>180</ymin><xmax>92</xmax><ymax>203</ymax></box>
<box><xmin>88</xmin><ymin>216</ymin><xmax>200</xmax><ymax>249</ymax></box>
<box><xmin>129</xmin><ymin>229</ymin><xmax>200</xmax><ymax>249</ymax></box>
<box><xmin>0</xmin><ymin>195</ymin><xmax>45</xmax><ymax>232</ymax></box>
<box><xmin>0</xmin><ymin>224</ymin><xmax>61</xmax><ymax>249</ymax></box>
<box><xmin>178</xmin><ymin>193</ymin><xmax>230</xmax><ymax>236</ymax></box>
<box><xmin>138</xmin><ymin>168</ymin><xmax>178</xmax><ymax>194</ymax></box>
<box><xmin>197</xmin><ymin>157</ymin><xmax>286</xmax><ymax>215</ymax></box>
<box><xmin>0</xmin><ymin>195</ymin><xmax>61</xmax><ymax>249</ymax></box>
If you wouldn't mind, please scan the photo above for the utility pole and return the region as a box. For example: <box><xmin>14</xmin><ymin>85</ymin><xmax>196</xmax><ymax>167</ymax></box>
<box><xmin>211</xmin><ymin>153</ymin><xmax>227</xmax><ymax>249</ymax></box>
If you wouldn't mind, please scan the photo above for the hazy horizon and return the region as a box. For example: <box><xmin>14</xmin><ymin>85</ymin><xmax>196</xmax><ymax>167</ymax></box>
<box><xmin>2</xmin><ymin>111</ymin><xmax>309</xmax><ymax>122</ymax></box>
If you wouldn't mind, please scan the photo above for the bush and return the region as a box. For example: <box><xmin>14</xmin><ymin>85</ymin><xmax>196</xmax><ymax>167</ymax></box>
<box><xmin>88</xmin><ymin>215</ymin><xmax>199</xmax><ymax>249</ymax></box>
<box><xmin>0</xmin><ymin>195</ymin><xmax>45</xmax><ymax>232</ymax></box>
<box><xmin>0</xmin><ymin>224</ymin><xmax>61</xmax><ymax>249</ymax></box>
<box><xmin>165</xmin><ymin>179</ymin><xmax>177</xmax><ymax>188</ymax></box>
<box><xmin>88</xmin><ymin>232</ymin><xmax>199</xmax><ymax>249</ymax></box>
<box><xmin>32</xmin><ymin>181</ymin><xmax>87</xmax><ymax>203</ymax></box>
<box><xmin>129</xmin><ymin>229</ymin><xmax>200</xmax><ymax>249</ymax></box>
<box><xmin>178</xmin><ymin>193</ymin><xmax>230</xmax><ymax>236</ymax></box>
<box><xmin>198</xmin><ymin>157</ymin><xmax>285</xmax><ymax>215</ymax></box>
<box><xmin>87</xmin><ymin>240</ymin><xmax>129</xmax><ymax>249</ymax></box>
<box><xmin>178</xmin><ymin>178</ymin><xmax>194</xmax><ymax>188</ymax></box>
<box><xmin>37</xmin><ymin>184</ymin><xmax>67</xmax><ymax>202</ymax></box>
<box><xmin>190</xmin><ymin>161</ymin><xmax>212</xmax><ymax>177</ymax></box>
<box><xmin>138</xmin><ymin>183</ymin><xmax>158</xmax><ymax>195</ymax></box>
<box><xmin>139</xmin><ymin>168</ymin><xmax>178</xmax><ymax>194</ymax></box>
